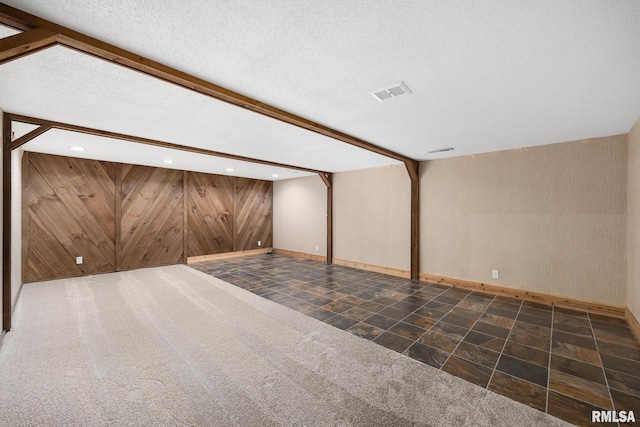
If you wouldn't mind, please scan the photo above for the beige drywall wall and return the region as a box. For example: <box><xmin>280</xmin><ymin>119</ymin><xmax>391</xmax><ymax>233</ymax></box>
<box><xmin>273</xmin><ymin>175</ymin><xmax>327</xmax><ymax>256</ymax></box>
<box><xmin>421</xmin><ymin>135</ymin><xmax>627</xmax><ymax>305</ymax></box>
<box><xmin>628</xmin><ymin>118</ymin><xmax>640</xmax><ymax>320</ymax></box>
<box><xmin>334</xmin><ymin>163</ymin><xmax>410</xmax><ymax>271</ymax></box>
<box><xmin>11</xmin><ymin>148</ymin><xmax>22</xmax><ymax>311</ymax></box>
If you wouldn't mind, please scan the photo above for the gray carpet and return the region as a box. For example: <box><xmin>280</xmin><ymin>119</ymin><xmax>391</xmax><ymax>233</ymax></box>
<box><xmin>0</xmin><ymin>265</ymin><xmax>569</xmax><ymax>426</ymax></box>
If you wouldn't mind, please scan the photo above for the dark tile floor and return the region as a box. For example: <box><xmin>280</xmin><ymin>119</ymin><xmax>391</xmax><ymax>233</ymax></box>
<box><xmin>192</xmin><ymin>254</ymin><xmax>640</xmax><ymax>427</ymax></box>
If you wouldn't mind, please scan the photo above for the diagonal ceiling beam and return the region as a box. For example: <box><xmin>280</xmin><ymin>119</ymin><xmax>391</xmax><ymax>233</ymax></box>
<box><xmin>8</xmin><ymin>122</ymin><xmax>52</xmax><ymax>150</ymax></box>
<box><xmin>0</xmin><ymin>27</ymin><xmax>57</xmax><ymax>64</ymax></box>
<box><xmin>0</xmin><ymin>3</ymin><xmax>416</xmax><ymax>167</ymax></box>
<box><xmin>7</xmin><ymin>113</ymin><xmax>327</xmax><ymax>175</ymax></box>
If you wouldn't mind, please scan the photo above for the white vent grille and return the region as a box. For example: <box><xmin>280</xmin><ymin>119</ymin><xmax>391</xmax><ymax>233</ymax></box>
<box><xmin>370</xmin><ymin>81</ymin><xmax>412</xmax><ymax>102</ymax></box>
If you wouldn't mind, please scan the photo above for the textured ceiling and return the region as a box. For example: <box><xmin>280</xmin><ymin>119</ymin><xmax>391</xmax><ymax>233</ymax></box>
<box><xmin>2</xmin><ymin>1</ymin><xmax>640</xmax><ymax>178</ymax></box>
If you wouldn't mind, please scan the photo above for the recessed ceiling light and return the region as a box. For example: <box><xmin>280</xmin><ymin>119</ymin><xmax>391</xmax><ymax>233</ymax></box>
<box><xmin>272</xmin><ymin>174</ymin><xmax>278</xmax><ymax>178</ymax></box>
<box><xmin>69</xmin><ymin>146</ymin><xmax>86</xmax><ymax>151</ymax></box>
<box><xmin>162</xmin><ymin>159</ymin><xmax>173</xmax><ymax>164</ymax></box>
<box><xmin>226</xmin><ymin>168</ymin><xmax>234</xmax><ymax>172</ymax></box>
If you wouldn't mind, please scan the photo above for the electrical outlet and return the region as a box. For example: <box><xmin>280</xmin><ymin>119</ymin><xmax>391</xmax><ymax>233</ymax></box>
<box><xmin>76</xmin><ymin>256</ymin><xmax>83</xmax><ymax>265</ymax></box>
<box><xmin>315</xmin><ymin>245</ymin><xmax>319</xmax><ymax>252</ymax></box>
<box><xmin>257</xmin><ymin>241</ymin><xmax>261</xmax><ymax>247</ymax></box>
<box><xmin>492</xmin><ymin>270</ymin><xmax>499</xmax><ymax>279</ymax></box>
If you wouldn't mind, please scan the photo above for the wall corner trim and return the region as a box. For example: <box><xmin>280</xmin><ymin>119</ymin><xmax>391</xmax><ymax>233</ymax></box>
<box><xmin>626</xmin><ymin>308</ymin><xmax>640</xmax><ymax>342</ymax></box>
<box><xmin>420</xmin><ymin>272</ymin><xmax>626</xmax><ymax>318</ymax></box>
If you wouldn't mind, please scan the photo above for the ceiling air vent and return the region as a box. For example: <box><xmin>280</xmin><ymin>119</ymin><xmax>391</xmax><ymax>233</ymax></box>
<box><xmin>428</xmin><ymin>147</ymin><xmax>454</xmax><ymax>154</ymax></box>
<box><xmin>370</xmin><ymin>81</ymin><xmax>412</xmax><ymax>102</ymax></box>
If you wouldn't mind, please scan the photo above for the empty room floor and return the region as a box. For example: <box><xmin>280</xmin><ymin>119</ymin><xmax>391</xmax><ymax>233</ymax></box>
<box><xmin>192</xmin><ymin>254</ymin><xmax>640</xmax><ymax>427</ymax></box>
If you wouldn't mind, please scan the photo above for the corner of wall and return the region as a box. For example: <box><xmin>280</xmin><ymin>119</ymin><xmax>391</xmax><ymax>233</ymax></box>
<box><xmin>627</xmin><ymin>116</ymin><xmax>640</xmax><ymax>324</ymax></box>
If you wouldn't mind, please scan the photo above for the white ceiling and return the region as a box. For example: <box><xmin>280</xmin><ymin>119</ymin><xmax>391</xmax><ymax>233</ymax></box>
<box><xmin>2</xmin><ymin>1</ymin><xmax>640</xmax><ymax>179</ymax></box>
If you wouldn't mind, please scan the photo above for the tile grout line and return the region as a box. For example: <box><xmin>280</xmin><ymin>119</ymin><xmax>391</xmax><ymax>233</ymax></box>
<box><xmin>437</xmin><ymin>292</ymin><xmax>499</xmax><ymax>373</ymax></box>
<box><xmin>587</xmin><ymin>311</ymin><xmax>619</xmax><ymax>427</ymax></box>
<box><xmin>545</xmin><ymin>305</ymin><xmax>555</xmax><ymax>414</ymax></box>
<box><xmin>486</xmin><ymin>299</ymin><xmax>525</xmax><ymax>391</ymax></box>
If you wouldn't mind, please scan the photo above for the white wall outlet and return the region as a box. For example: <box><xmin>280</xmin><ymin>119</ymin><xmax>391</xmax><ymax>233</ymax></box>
<box><xmin>76</xmin><ymin>256</ymin><xmax>83</xmax><ymax>265</ymax></box>
<box><xmin>257</xmin><ymin>241</ymin><xmax>261</xmax><ymax>247</ymax></box>
<box><xmin>492</xmin><ymin>270</ymin><xmax>499</xmax><ymax>279</ymax></box>
<box><xmin>315</xmin><ymin>245</ymin><xmax>319</xmax><ymax>252</ymax></box>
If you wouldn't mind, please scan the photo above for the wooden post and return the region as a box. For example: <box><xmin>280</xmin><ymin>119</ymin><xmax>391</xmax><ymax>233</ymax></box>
<box><xmin>2</xmin><ymin>114</ymin><xmax>12</xmax><ymax>331</ymax></box>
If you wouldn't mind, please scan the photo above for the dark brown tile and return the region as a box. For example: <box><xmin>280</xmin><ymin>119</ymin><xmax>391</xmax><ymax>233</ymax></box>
<box><xmin>511</xmin><ymin>321</ymin><xmax>551</xmax><ymax>340</ymax></box>
<box><xmin>403</xmin><ymin>313</ymin><xmax>437</xmax><ymax>330</ymax></box>
<box><xmin>547</xmin><ymin>390</ymin><xmax>606</xmax><ymax>427</ymax></box>
<box><xmin>442</xmin><ymin>355</ymin><xmax>493</xmax><ymax>388</ymax></box>
<box><xmin>414</xmin><ymin>304</ymin><xmax>451</xmax><ymax>320</ymax></box>
<box><xmin>605</xmin><ymin>368</ymin><xmax>640</xmax><ymax>398</ymax></box>
<box><xmin>347</xmin><ymin>322</ymin><xmax>385</xmax><ymax>340</ymax></box>
<box><xmin>610</xmin><ymin>388</ymin><xmax>640</xmax><ymax>413</ymax></box>
<box><xmin>553</xmin><ymin>314</ymin><xmax>593</xmax><ymax>336</ymax></box>
<box><xmin>322</xmin><ymin>300</ymin><xmax>353</xmax><ymax>313</ymax></box>
<box><xmin>554</xmin><ymin>306</ymin><xmax>588</xmax><ymax>318</ymax></box>
<box><xmin>550</xmin><ymin>354</ymin><xmax>606</xmax><ymax>385</ymax></box>
<box><xmin>419</xmin><ymin>331</ymin><xmax>460</xmax><ymax>353</ymax></box>
<box><xmin>441</xmin><ymin>312</ymin><xmax>476</xmax><ymax>329</ymax></box>
<box><xmin>478</xmin><ymin>313</ymin><xmax>515</xmax><ymax>329</ymax></box>
<box><xmin>379</xmin><ymin>306</ymin><xmax>413</xmax><ymax>321</ymax></box>
<box><xmin>522</xmin><ymin>300</ymin><xmax>553</xmax><ymax>311</ymax></box>
<box><xmin>305</xmin><ymin>308</ymin><xmax>336</xmax><ymax>321</ymax></box>
<box><xmin>517</xmin><ymin>313</ymin><xmax>552</xmax><ymax>328</ymax></box>
<box><xmin>405</xmin><ymin>342</ymin><xmax>450</xmax><ymax>369</ymax></box>
<box><xmin>431</xmin><ymin>321</ymin><xmax>469</xmax><ymax>340</ymax></box>
<box><xmin>324</xmin><ymin>315</ymin><xmax>359</xmax><ymax>330</ymax></box>
<box><xmin>484</xmin><ymin>305</ymin><xmax>518</xmax><ymax>320</ymax></box>
<box><xmin>596</xmin><ymin>339</ymin><xmax>640</xmax><ymax>360</ymax></box>
<box><xmin>492</xmin><ymin>298</ymin><xmax>522</xmax><ymax>310</ymax></box>
<box><xmin>488</xmin><ymin>371</ymin><xmax>547</xmax><ymax>412</ymax></box>
<box><xmin>552</xmin><ymin>341</ymin><xmax>602</xmax><ymax>366</ymax></box>
<box><xmin>471</xmin><ymin>321</ymin><xmax>510</xmax><ymax>339</ymax></box>
<box><xmin>590</xmin><ymin>320</ymin><xmax>634</xmax><ymax>336</ymax></box>
<box><xmin>496</xmin><ymin>354</ymin><xmax>548</xmax><ymax>387</ymax></box>
<box><xmin>373</xmin><ymin>332</ymin><xmax>414</xmax><ymax>353</ymax></box>
<box><xmin>341</xmin><ymin>306</ymin><xmax>376</xmax><ymax>321</ymax></box>
<box><xmin>339</xmin><ymin>295</ymin><xmax>368</xmax><ymax>306</ymax></box>
<box><xmin>434</xmin><ymin>295</ymin><xmax>464</xmax><ymax>305</ymax></box>
<box><xmin>601</xmin><ymin>353</ymin><xmax>640</xmax><ymax>377</ymax></box>
<box><xmin>363</xmin><ymin>314</ymin><xmax>398</xmax><ymax>330</ymax></box>
<box><xmin>593</xmin><ymin>328</ymin><xmax>640</xmax><ymax>348</ymax></box>
<box><xmin>357</xmin><ymin>301</ymin><xmax>387</xmax><ymax>313</ymax></box>
<box><xmin>463</xmin><ymin>330</ymin><xmax>505</xmax><ymax>352</ymax></box>
<box><xmin>452</xmin><ymin>341</ymin><xmax>500</xmax><ymax>369</ymax></box>
<box><xmin>456</xmin><ymin>299</ymin><xmax>491</xmax><ymax>313</ymax></box>
<box><xmin>552</xmin><ymin>330</ymin><xmax>597</xmax><ymax>350</ymax></box>
<box><xmin>518</xmin><ymin>305</ymin><xmax>553</xmax><ymax>319</ymax></box>
<box><xmin>589</xmin><ymin>313</ymin><xmax>629</xmax><ymax>325</ymax></box>
<box><xmin>549</xmin><ymin>369</ymin><xmax>613</xmax><ymax>409</ymax></box>
<box><xmin>391</xmin><ymin>300</ymin><xmax>422</xmax><ymax>313</ymax></box>
<box><xmin>401</xmin><ymin>294</ymin><xmax>432</xmax><ymax>306</ymax></box>
<box><xmin>388</xmin><ymin>322</ymin><xmax>426</xmax><ymax>340</ymax></box>
<box><xmin>502</xmin><ymin>341</ymin><xmax>549</xmax><ymax>367</ymax></box>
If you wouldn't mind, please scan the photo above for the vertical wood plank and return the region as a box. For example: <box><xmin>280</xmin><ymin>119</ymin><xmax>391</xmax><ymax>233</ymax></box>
<box><xmin>183</xmin><ymin>169</ymin><xmax>188</xmax><ymax>264</ymax></box>
<box><xmin>2</xmin><ymin>114</ymin><xmax>12</xmax><ymax>330</ymax></box>
<box><xmin>114</xmin><ymin>162</ymin><xmax>122</xmax><ymax>271</ymax></box>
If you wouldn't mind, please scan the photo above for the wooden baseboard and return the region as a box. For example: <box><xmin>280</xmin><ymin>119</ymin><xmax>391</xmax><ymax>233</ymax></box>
<box><xmin>274</xmin><ymin>249</ymin><xmax>327</xmax><ymax>263</ymax></box>
<box><xmin>332</xmin><ymin>258</ymin><xmax>411</xmax><ymax>279</ymax></box>
<box><xmin>187</xmin><ymin>248</ymin><xmax>269</xmax><ymax>264</ymax></box>
<box><xmin>420</xmin><ymin>273</ymin><xmax>626</xmax><ymax>318</ymax></box>
<box><xmin>627</xmin><ymin>308</ymin><xmax>640</xmax><ymax>342</ymax></box>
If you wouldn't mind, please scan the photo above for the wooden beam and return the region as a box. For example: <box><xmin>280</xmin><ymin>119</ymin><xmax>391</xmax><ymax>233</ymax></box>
<box><xmin>2</xmin><ymin>113</ymin><xmax>12</xmax><ymax>331</ymax></box>
<box><xmin>409</xmin><ymin>161</ymin><xmax>420</xmax><ymax>280</ymax></box>
<box><xmin>0</xmin><ymin>4</ymin><xmax>415</xmax><ymax>166</ymax></box>
<box><xmin>8</xmin><ymin>123</ymin><xmax>52</xmax><ymax>150</ymax></box>
<box><xmin>0</xmin><ymin>27</ymin><xmax>58</xmax><ymax>65</ymax></box>
<box><xmin>6</xmin><ymin>113</ymin><xmax>326</xmax><ymax>175</ymax></box>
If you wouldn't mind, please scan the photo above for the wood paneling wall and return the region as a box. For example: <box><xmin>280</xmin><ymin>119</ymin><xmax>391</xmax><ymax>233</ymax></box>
<box><xmin>23</xmin><ymin>153</ymin><xmax>273</xmax><ymax>282</ymax></box>
<box><xmin>121</xmin><ymin>165</ymin><xmax>185</xmax><ymax>270</ymax></box>
<box><xmin>235</xmin><ymin>178</ymin><xmax>273</xmax><ymax>251</ymax></box>
<box><xmin>23</xmin><ymin>153</ymin><xmax>116</xmax><ymax>282</ymax></box>
<box><xmin>187</xmin><ymin>172</ymin><xmax>234</xmax><ymax>256</ymax></box>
